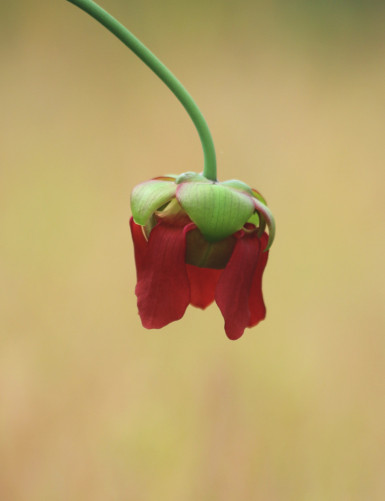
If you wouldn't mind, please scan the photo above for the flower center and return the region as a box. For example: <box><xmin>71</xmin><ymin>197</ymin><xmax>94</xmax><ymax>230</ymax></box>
<box><xmin>185</xmin><ymin>229</ymin><xmax>236</xmax><ymax>269</ymax></box>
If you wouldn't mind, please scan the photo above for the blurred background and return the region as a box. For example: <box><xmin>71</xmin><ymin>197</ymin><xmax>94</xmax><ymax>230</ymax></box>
<box><xmin>1</xmin><ymin>0</ymin><xmax>385</xmax><ymax>499</ymax></box>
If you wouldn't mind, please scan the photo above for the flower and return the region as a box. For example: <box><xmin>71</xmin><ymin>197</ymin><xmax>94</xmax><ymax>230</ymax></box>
<box><xmin>130</xmin><ymin>172</ymin><xmax>275</xmax><ymax>340</ymax></box>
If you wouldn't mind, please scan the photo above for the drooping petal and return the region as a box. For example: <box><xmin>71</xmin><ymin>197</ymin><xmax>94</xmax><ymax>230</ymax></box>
<box><xmin>248</xmin><ymin>232</ymin><xmax>269</xmax><ymax>327</ymax></box>
<box><xmin>134</xmin><ymin>222</ymin><xmax>190</xmax><ymax>329</ymax></box>
<box><xmin>129</xmin><ymin>217</ymin><xmax>148</xmax><ymax>279</ymax></box>
<box><xmin>186</xmin><ymin>264</ymin><xmax>222</xmax><ymax>309</ymax></box>
<box><xmin>176</xmin><ymin>182</ymin><xmax>255</xmax><ymax>242</ymax></box>
<box><xmin>131</xmin><ymin>179</ymin><xmax>176</xmax><ymax>225</ymax></box>
<box><xmin>215</xmin><ymin>231</ymin><xmax>260</xmax><ymax>340</ymax></box>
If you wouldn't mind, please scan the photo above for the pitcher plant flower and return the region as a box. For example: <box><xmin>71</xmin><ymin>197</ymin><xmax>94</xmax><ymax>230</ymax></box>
<box><xmin>130</xmin><ymin>173</ymin><xmax>274</xmax><ymax>340</ymax></box>
<box><xmin>67</xmin><ymin>0</ymin><xmax>276</xmax><ymax>339</ymax></box>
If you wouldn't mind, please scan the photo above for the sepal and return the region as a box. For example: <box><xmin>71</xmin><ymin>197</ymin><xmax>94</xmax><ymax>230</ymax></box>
<box><xmin>252</xmin><ymin>198</ymin><xmax>275</xmax><ymax>251</ymax></box>
<box><xmin>176</xmin><ymin>182</ymin><xmax>255</xmax><ymax>242</ymax></box>
<box><xmin>131</xmin><ymin>179</ymin><xmax>176</xmax><ymax>225</ymax></box>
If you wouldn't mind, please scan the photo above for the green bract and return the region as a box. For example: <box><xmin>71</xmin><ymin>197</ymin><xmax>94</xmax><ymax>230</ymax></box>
<box><xmin>130</xmin><ymin>171</ymin><xmax>275</xmax><ymax>250</ymax></box>
<box><xmin>176</xmin><ymin>183</ymin><xmax>254</xmax><ymax>242</ymax></box>
<box><xmin>131</xmin><ymin>179</ymin><xmax>176</xmax><ymax>225</ymax></box>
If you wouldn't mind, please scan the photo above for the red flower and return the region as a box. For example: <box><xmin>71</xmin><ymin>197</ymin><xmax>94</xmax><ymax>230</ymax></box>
<box><xmin>130</xmin><ymin>217</ymin><xmax>269</xmax><ymax>340</ymax></box>
<box><xmin>129</xmin><ymin>172</ymin><xmax>274</xmax><ymax>340</ymax></box>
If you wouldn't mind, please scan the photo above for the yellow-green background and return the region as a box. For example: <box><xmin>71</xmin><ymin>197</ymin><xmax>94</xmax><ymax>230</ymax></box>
<box><xmin>1</xmin><ymin>1</ymin><xmax>384</xmax><ymax>499</ymax></box>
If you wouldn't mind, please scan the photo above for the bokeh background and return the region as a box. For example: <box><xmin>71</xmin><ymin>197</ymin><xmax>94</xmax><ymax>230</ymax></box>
<box><xmin>1</xmin><ymin>0</ymin><xmax>385</xmax><ymax>499</ymax></box>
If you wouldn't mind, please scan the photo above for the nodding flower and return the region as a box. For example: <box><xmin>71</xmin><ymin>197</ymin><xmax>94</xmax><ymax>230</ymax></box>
<box><xmin>130</xmin><ymin>172</ymin><xmax>275</xmax><ymax>340</ymax></box>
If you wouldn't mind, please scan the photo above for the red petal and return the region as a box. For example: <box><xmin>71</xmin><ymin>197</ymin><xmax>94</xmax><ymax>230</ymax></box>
<box><xmin>215</xmin><ymin>232</ymin><xmax>260</xmax><ymax>340</ymax></box>
<box><xmin>133</xmin><ymin>222</ymin><xmax>190</xmax><ymax>329</ymax></box>
<box><xmin>248</xmin><ymin>233</ymin><xmax>269</xmax><ymax>327</ymax></box>
<box><xmin>129</xmin><ymin>217</ymin><xmax>148</xmax><ymax>279</ymax></box>
<box><xmin>186</xmin><ymin>265</ymin><xmax>222</xmax><ymax>309</ymax></box>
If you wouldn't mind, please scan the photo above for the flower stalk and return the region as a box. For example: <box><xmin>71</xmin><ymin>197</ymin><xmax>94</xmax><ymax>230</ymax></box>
<box><xmin>65</xmin><ymin>0</ymin><xmax>217</xmax><ymax>181</ymax></box>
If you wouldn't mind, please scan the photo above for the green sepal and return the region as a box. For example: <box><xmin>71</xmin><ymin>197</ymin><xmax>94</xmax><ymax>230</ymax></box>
<box><xmin>251</xmin><ymin>188</ymin><xmax>267</xmax><ymax>205</ymax></box>
<box><xmin>256</xmin><ymin>214</ymin><xmax>267</xmax><ymax>237</ymax></box>
<box><xmin>131</xmin><ymin>179</ymin><xmax>176</xmax><ymax>225</ymax></box>
<box><xmin>247</xmin><ymin>212</ymin><xmax>260</xmax><ymax>227</ymax></box>
<box><xmin>176</xmin><ymin>182</ymin><xmax>255</xmax><ymax>242</ymax></box>
<box><xmin>175</xmin><ymin>171</ymin><xmax>211</xmax><ymax>184</ymax></box>
<box><xmin>220</xmin><ymin>179</ymin><xmax>253</xmax><ymax>195</ymax></box>
<box><xmin>252</xmin><ymin>198</ymin><xmax>275</xmax><ymax>251</ymax></box>
<box><xmin>153</xmin><ymin>175</ymin><xmax>177</xmax><ymax>181</ymax></box>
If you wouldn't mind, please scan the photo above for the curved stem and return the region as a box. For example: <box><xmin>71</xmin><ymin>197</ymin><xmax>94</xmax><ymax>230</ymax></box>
<box><xmin>66</xmin><ymin>0</ymin><xmax>217</xmax><ymax>181</ymax></box>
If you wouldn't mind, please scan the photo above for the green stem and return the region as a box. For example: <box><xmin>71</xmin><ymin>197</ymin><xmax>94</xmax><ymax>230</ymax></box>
<box><xmin>66</xmin><ymin>0</ymin><xmax>217</xmax><ymax>181</ymax></box>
